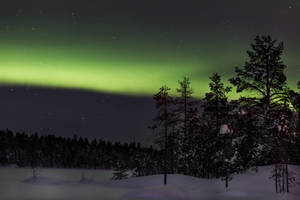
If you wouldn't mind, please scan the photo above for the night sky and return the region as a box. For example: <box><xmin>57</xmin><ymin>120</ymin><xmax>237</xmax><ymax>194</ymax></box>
<box><xmin>0</xmin><ymin>0</ymin><xmax>299</xmax><ymax>143</ymax></box>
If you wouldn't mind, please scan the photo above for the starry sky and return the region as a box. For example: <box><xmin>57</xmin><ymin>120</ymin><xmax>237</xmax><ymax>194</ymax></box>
<box><xmin>0</xmin><ymin>0</ymin><xmax>299</xmax><ymax>143</ymax></box>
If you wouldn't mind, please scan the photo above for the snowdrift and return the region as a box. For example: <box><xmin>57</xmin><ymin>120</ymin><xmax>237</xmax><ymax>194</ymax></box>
<box><xmin>111</xmin><ymin>165</ymin><xmax>300</xmax><ymax>200</ymax></box>
<box><xmin>0</xmin><ymin>166</ymin><xmax>298</xmax><ymax>200</ymax></box>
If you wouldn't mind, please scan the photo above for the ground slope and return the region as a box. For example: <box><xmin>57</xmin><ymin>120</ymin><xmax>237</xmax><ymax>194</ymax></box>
<box><xmin>0</xmin><ymin>165</ymin><xmax>299</xmax><ymax>200</ymax></box>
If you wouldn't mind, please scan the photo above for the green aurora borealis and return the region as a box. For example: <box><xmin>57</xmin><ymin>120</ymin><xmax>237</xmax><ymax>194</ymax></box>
<box><xmin>0</xmin><ymin>1</ymin><xmax>299</xmax><ymax>98</ymax></box>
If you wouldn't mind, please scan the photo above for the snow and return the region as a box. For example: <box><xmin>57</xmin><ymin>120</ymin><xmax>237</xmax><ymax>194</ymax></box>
<box><xmin>23</xmin><ymin>176</ymin><xmax>69</xmax><ymax>185</ymax></box>
<box><xmin>123</xmin><ymin>187</ymin><xmax>186</xmax><ymax>200</ymax></box>
<box><xmin>0</xmin><ymin>166</ymin><xmax>299</xmax><ymax>200</ymax></box>
<box><xmin>219</xmin><ymin>124</ymin><xmax>231</xmax><ymax>134</ymax></box>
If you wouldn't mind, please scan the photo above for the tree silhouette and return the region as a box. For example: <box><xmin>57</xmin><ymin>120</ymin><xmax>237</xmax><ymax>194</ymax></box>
<box><xmin>228</xmin><ymin>103</ymin><xmax>260</xmax><ymax>172</ymax></box>
<box><xmin>288</xmin><ymin>82</ymin><xmax>300</xmax><ymax>166</ymax></box>
<box><xmin>229</xmin><ymin>35</ymin><xmax>289</xmax><ymax>157</ymax></box>
<box><xmin>0</xmin><ymin>129</ymin><xmax>162</xmax><ymax>174</ymax></box>
<box><xmin>296</xmin><ymin>81</ymin><xmax>300</xmax><ymax>135</ymax></box>
<box><xmin>289</xmin><ymin>82</ymin><xmax>300</xmax><ymax>132</ymax></box>
<box><xmin>150</xmin><ymin>85</ymin><xmax>175</xmax><ymax>185</ymax></box>
<box><xmin>229</xmin><ymin>35</ymin><xmax>294</xmax><ymax>192</ymax></box>
<box><xmin>205</xmin><ymin>73</ymin><xmax>232</xmax><ymax>131</ymax></box>
<box><xmin>229</xmin><ymin>35</ymin><xmax>288</xmax><ymax>114</ymax></box>
<box><xmin>176</xmin><ymin>77</ymin><xmax>194</xmax><ymax>137</ymax></box>
<box><xmin>203</xmin><ymin>73</ymin><xmax>232</xmax><ymax>184</ymax></box>
<box><xmin>175</xmin><ymin>77</ymin><xmax>197</xmax><ymax>175</ymax></box>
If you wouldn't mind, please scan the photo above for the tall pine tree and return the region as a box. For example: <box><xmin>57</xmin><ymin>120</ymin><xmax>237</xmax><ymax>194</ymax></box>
<box><xmin>175</xmin><ymin>77</ymin><xmax>198</xmax><ymax>175</ymax></box>
<box><xmin>229</xmin><ymin>35</ymin><xmax>289</xmax><ymax>161</ymax></box>
<box><xmin>229</xmin><ymin>35</ymin><xmax>291</xmax><ymax>192</ymax></box>
<box><xmin>150</xmin><ymin>85</ymin><xmax>175</xmax><ymax>185</ymax></box>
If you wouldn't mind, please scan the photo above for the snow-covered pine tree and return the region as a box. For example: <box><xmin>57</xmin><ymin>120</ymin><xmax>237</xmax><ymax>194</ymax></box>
<box><xmin>228</xmin><ymin>103</ymin><xmax>261</xmax><ymax>172</ymax></box>
<box><xmin>218</xmin><ymin>131</ymin><xmax>235</xmax><ymax>189</ymax></box>
<box><xmin>112</xmin><ymin>161</ymin><xmax>129</xmax><ymax>180</ymax></box>
<box><xmin>270</xmin><ymin>101</ymin><xmax>297</xmax><ymax>193</ymax></box>
<box><xmin>202</xmin><ymin>73</ymin><xmax>232</xmax><ymax>179</ymax></box>
<box><xmin>186</xmin><ymin>111</ymin><xmax>202</xmax><ymax>177</ymax></box>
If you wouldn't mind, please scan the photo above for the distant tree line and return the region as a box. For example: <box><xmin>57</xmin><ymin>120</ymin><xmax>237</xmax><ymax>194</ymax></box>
<box><xmin>150</xmin><ymin>35</ymin><xmax>300</xmax><ymax>191</ymax></box>
<box><xmin>0</xmin><ymin>129</ymin><xmax>164</xmax><ymax>176</ymax></box>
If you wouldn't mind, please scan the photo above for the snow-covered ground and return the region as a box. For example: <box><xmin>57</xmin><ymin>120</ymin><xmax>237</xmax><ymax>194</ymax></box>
<box><xmin>0</xmin><ymin>165</ymin><xmax>299</xmax><ymax>200</ymax></box>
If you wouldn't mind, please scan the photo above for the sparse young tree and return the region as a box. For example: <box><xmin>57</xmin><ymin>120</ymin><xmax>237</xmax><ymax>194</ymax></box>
<box><xmin>150</xmin><ymin>85</ymin><xmax>175</xmax><ymax>185</ymax></box>
<box><xmin>205</xmin><ymin>73</ymin><xmax>232</xmax><ymax>131</ymax></box>
<box><xmin>175</xmin><ymin>77</ymin><xmax>198</xmax><ymax>175</ymax></box>
<box><xmin>176</xmin><ymin>77</ymin><xmax>193</xmax><ymax>137</ymax></box>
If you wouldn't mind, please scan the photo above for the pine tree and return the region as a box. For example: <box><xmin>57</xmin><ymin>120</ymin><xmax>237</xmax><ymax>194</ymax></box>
<box><xmin>202</xmin><ymin>73</ymin><xmax>231</xmax><ymax>179</ymax></box>
<box><xmin>229</xmin><ymin>35</ymin><xmax>292</xmax><ymax>192</ymax></box>
<box><xmin>150</xmin><ymin>85</ymin><xmax>175</xmax><ymax>185</ymax></box>
<box><xmin>175</xmin><ymin>77</ymin><xmax>198</xmax><ymax>175</ymax></box>
<box><xmin>179</xmin><ymin>77</ymin><xmax>197</xmax><ymax>174</ymax></box>
<box><xmin>228</xmin><ymin>103</ymin><xmax>260</xmax><ymax>172</ymax></box>
<box><xmin>176</xmin><ymin>77</ymin><xmax>193</xmax><ymax>138</ymax></box>
<box><xmin>205</xmin><ymin>73</ymin><xmax>231</xmax><ymax>131</ymax></box>
<box><xmin>229</xmin><ymin>35</ymin><xmax>289</xmax><ymax>163</ymax></box>
<box><xmin>229</xmin><ymin>35</ymin><xmax>288</xmax><ymax>113</ymax></box>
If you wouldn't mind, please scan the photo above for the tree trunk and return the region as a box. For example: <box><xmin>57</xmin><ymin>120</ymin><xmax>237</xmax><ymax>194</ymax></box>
<box><xmin>286</xmin><ymin>163</ymin><xmax>289</xmax><ymax>193</ymax></box>
<box><xmin>278</xmin><ymin>166</ymin><xmax>281</xmax><ymax>193</ymax></box>
<box><xmin>282</xmin><ymin>164</ymin><xmax>285</xmax><ymax>192</ymax></box>
<box><xmin>275</xmin><ymin>165</ymin><xmax>278</xmax><ymax>193</ymax></box>
<box><xmin>225</xmin><ymin>175</ymin><xmax>228</xmax><ymax>189</ymax></box>
<box><xmin>164</xmin><ymin>98</ymin><xmax>168</xmax><ymax>185</ymax></box>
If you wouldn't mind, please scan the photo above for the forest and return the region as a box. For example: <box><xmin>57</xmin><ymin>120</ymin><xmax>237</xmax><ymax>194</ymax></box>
<box><xmin>149</xmin><ymin>35</ymin><xmax>300</xmax><ymax>191</ymax></box>
<box><xmin>1</xmin><ymin>35</ymin><xmax>300</xmax><ymax>192</ymax></box>
<box><xmin>0</xmin><ymin>129</ymin><xmax>164</xmax><ymax>176</ymax></box>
